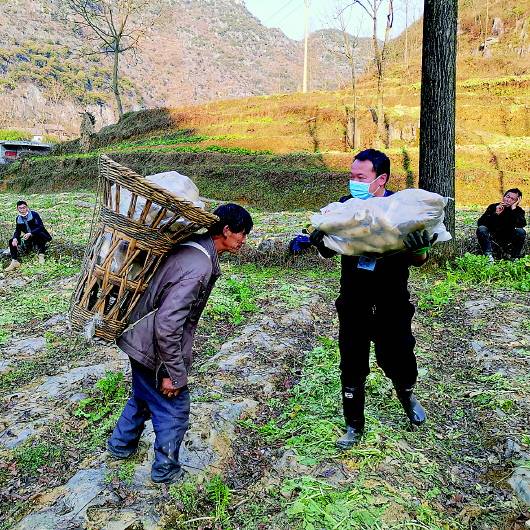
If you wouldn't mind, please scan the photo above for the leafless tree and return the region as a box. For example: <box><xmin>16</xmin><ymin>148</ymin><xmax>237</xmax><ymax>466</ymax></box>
<box><xmin>333</xmin><ymin>1</ymin><xmax>362</xmax><ymax>149</ymax></box>
<box><xmin>402</xmin><ymin>0</ymin><xmax>410</xmax><ymax>68</ymax></box>
<box><xmin>343</xmin><ymin>0</ymin><xmax>393</xmax><ymax>146</ymax></box>
<box><xmin>61</xmin><ymin>0</ymin><xmax>155</xmax><ymax>119</ymax></box>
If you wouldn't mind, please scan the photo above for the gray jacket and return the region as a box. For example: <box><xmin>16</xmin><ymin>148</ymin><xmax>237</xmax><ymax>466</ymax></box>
<box><xmin>117</xmin><ymin>234</ymin><xmax>221</xmax><ymax>388</ymax></box>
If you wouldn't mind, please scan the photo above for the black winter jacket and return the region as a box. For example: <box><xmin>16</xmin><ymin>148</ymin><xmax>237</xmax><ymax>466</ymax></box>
<box><xmin>13</xmin><ymin>211</ymin><xmax>52</xmax><ymax>242</ymax></box>
<box><xmin>477</xmin><ymin>203</ymin><xmax>526</xmax><ymax>238</ymax></box>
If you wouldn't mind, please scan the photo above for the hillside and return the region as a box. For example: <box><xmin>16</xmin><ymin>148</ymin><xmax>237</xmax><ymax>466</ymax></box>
<box><xmin>387</xmin><ymin>0</ymin><xmax>530</xmax><ymax>80</ymax></box>
<box><xmin>1</xmin><ymin>0</ymin><xmax>528</xmax><ymax>208</ymax></box>
<box><xmin>0</xmin><ymin>0</ymin><xmax>371</xmax><ymax>137</ymax></box>
<box><xmin>2</xmin><ymin>67</ymin><xmax>528</xmax><ymax>208</ymax></box>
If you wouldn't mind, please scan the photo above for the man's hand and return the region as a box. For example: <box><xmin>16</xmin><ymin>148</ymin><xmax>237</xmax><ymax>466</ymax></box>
<box><xmin>12</xmin><ymin>238</ymin><xmax>18</xmax><ymax>247</ymax></box>
<box><xmin>403</xmin><ymin>230</ymin><xmax>438</xmax><ymax>256</ymax></box>
<box><xmin>511</xmin><ymin>197</ymin><xmax>521</xmax><ymax>210</ymax></box>
<box><xmin>22</xmin><ymin>233</ymin><xmax>31</xmax><ymax>241</ymax></box>
<box><xmin>495</xmin><ymin>204</ymin><xmax>505</xmax><ymax>215</ymax></box>
<box><xmin>160</xmin><ymin>377</ymin><xmax>181</xmax><ymax>398</ymax></box>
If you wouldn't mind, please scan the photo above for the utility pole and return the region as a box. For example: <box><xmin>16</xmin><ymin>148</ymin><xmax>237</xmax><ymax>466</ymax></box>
<box><xmin>404</xmin><ymin>0</ymin><xmax>409</xmax><ymax>69</ymax></box>
<box><xmin>303</xmin><ymin>0</ymin><xmax>310</xmax><ymax>93</ymax></box>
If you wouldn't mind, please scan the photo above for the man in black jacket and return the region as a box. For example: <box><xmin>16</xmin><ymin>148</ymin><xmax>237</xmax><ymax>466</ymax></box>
<box><xmin>310</xmin><ymin>149</ymin><xmax>438</xmax><ymax>449</ymax></box>
<box><xmin>5</xmin><ymin>200</ymin><xmax>52</xmax><ymax>272</ymax></box>
<box><xmin>476</xmin><ymin>189</ymin><xmax>526</xmax><ymax>261</ymax></box>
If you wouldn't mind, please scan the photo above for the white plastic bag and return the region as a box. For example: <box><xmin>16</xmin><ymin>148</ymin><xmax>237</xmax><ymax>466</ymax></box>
<box><xmin>110</xmin><ymin>171</ymin><xmax>205</xmax><ymax>229</ymax></box>
<box><xmin>310</xmin><ymin>189</ymin><xmax>452</xmax><ymax>256</ymax></box>
<box><xmin>99</xmin><ymin>171</ymin><xmax>206</xmax><ymax>274</ymax></box>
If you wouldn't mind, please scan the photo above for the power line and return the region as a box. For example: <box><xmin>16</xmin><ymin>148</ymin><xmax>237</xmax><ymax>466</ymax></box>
<box><xmin>274</xmin><ymin>0</ymin><xmax>305</xmax><ymax>28</ymax></box>
<box><xmin>264</xmin><ymin>0</ymin><xmax>298</xmax><ymax>24</ymax></box>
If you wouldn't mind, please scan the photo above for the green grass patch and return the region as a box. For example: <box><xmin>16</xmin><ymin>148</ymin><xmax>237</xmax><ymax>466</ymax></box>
<box><xmin>108</xmin><ymin>130</ymin><xmax>206</xmax><ymax>149</ymax></box>
<box><xmin>0</xmin><ymin>256</ymin><xmax>77</xmax><ymax>344</ymax></box>
<box><xmin>282</xmin><ymin>476</ymin><xmax>386</xmax><ymax>529</ymax></box>
<box><xmin>166</xmin><ymin>474</ymin><xmax>232</xmax><ymax>529</ymax></box>
<box><xmin>75</xmin><ymin>371</ymin><xmax>129</xmax><ymax>448</ymax></box>
<box><xmin>0</xmin><ymin>332</ymin><xmax>90</xmax><ymax>394</ymax></box>
<box><xmin>206</xmin><ymin>276</ymin><xmax>259</xmax><ymax>325</ymax></box>
<box><xmin>13</xmin><ymin>439</ymin><xmax>61</xmax><ymax>476</ymax></box>
<box><xmin>242</xmin><ymin>336</ymin><xmax>342</xmax><ymax>462</ymax></box>
<box><xmin>419</xmin><ymin>253</ymin><xmax>530</xmax><ymax>310</ymax></box>
<box><xmin>0</xmin><ymin>129</ymin><xmax>31</xmax><ymax>141</ymax></box>
<box><xmin>105</xmin><ymin>460</ymin><xmax>136</xmax><ymax>486</ymax></box>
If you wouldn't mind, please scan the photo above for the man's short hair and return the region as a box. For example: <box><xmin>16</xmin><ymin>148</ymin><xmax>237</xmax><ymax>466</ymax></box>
<box><xmin>209</xmin><ymin>203</ymin><xmax>253</xmax><ymax>236</ymax></box>
<box><xmin>16</xmin><ymin>200</ymin><xmax>28</xmax><ymax>207</ymax></box>
<box><xmin>504</xmin><ymin>188</ymin><xmax>523</xmax><ymax>198</ymax></box>
<box><xmin>354</xmin><ymin>149</ymin><xmax>390</xmax><ymax>178</ymax></box>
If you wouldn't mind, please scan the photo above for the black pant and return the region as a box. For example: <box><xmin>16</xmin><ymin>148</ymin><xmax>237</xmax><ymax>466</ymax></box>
<box><xmin>476</xmin><ymin>225</ymin><xmax>526</xmax><ymax>258</ymax></box>
<box><xmin>9</xmin><ymin>235</ymin><xmax>48</xmax><ymax>261</ymax></box>
<box><xmin>336</xmin><ymin>283</ymin><xmax>418</xmax><ymax>426</ymax></box>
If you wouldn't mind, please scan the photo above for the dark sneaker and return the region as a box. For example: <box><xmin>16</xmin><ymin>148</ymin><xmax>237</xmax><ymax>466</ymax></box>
<box><xmin>107</xmin><ymin>444</ymin><xmax>137</xmax><ymax>460</ymax></box>
<box><xmin>151</xmin><ymin>466</ymin><xmax>186</xmax><ymax>485</ymax></box>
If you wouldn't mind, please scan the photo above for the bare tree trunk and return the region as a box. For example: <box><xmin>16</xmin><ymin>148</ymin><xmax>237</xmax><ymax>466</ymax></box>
<box><xmin>112</xmin><ymin>46</ymin><xmax>124</xmax><ymax>119</ymax></box>
<box><xmin>419</xmin><ymin>0</ymin><xmax>458</xmax><ymax>256</ymax></box>
<box><xmin>371</xmin><ymin>6</ymin><xmax>385</xmax><ymax>146</ymax></box>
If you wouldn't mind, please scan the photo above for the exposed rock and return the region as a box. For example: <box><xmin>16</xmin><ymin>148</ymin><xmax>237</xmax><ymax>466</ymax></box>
<box><xmin>37</xmin><ymin>364</ymin><xmax>106</xmax><ymax>397</ymax></box>
<box><xmin>509</xmin><ymin>466</ymin><xmax>530</xmax><ymax>506</ymax></box>
<box><xmin>0</xmin><ymin>359</ymin><xmax>12</xmax><ymax>374</ymax></box>
<box><xmin>492</xmin><ymin>17</ymin><xmax>505</xmax><ymax>37</ymax></box>
<box><xmin>43</xmin><ymin>313</ymin><xmax>68</xmax><ymax>328</ymax></box>
<box><xmin>0</xmin><ymin>425</ymin><xmax>36</xmax><ymax>448</ymax></box>
<box><xmin>74</xmin><ymin>200</ymin><xmax>95</xmax><ymax>209</ymax></box>
<box><xmin>464</xmin><ymin>299</ymin><xmax>495</xmax><ymax>318</ymax></box>
<box><xmin>15</xmin><ymin>467</ymin><xmax>107</xmax><ymax>529</ymax></box>
<box><xmin>280</xmin><ymin>307</ymin><xmax>314</xmax><ymax>327</ymax></box>
<box><xmin>5</xmin><ymin>336</ymin><xmax>46</xmax><ymax>357</ymax></box>
<box><xmin>505</xmin><ymin>438</ymin><xmax>522</xmax><ymax>460</ymax></box>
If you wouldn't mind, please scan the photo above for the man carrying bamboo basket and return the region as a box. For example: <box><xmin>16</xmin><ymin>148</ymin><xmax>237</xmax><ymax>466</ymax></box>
<box><xmin>108</xmin><ymin>203</ymin><xmax>253</xmax><ymax>484</ymax></box>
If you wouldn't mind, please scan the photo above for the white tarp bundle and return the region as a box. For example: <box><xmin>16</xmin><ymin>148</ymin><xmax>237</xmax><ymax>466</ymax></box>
<box><xmin>96</xmin><ymin>171</ymin><xmax>205</xmax><ymax>277</ymax></box>
<box><xmin>310</xmin><ymin>188</ymin><xmax>452</xmax><ymax>256</ymax></box>
<box><xmin>110</xmin><ymin>170</ymin><xmax>205</xmax><ymax>228</ymax></box>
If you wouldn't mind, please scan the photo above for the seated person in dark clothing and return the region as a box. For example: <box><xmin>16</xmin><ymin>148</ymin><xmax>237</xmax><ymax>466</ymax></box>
<box><xmin>5</xmin><ymin>200</ymin><xmax>52</xmax><ymax>272</ymax></box>
<box><xmin>476</xmin><ymin>188</ymin><xmax>526</xmax><ymax>262</ymax></box>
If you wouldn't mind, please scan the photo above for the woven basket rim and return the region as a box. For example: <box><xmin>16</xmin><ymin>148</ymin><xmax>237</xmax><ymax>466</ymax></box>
<box><xmin>100</xmin><ymin>154</ymin><xmax>219</xmax><ymax>224</ymax></box>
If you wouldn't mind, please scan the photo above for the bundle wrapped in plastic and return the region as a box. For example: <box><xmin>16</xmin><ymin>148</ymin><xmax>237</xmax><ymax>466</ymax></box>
<box><xmin>97</xmin><ymin>171</ymin><xmax>205</xmax><ymax>277</ymax></box>
<box><xmin>109</xmin><ymin>171</ymin><xmax>205</xmax><ymax>229</ymax></box>
<box><xmin>310</xmin><ymin>188</ymin><xmax>452</xmax><ymax>256</ymax></box>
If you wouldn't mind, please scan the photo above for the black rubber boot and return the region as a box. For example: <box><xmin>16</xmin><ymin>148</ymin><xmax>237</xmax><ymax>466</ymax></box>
<box><xmin>336</xmin><ymin>423</ymin><xmax>364</xmax><ymax>449</ymax></box>
<box><xmin>394</xmin><ymin>386</ymin><xmax>426</xmax><ymax>426</ymax></box>
<box><xmin>336</xmin><ymin>384</ymin><xmax>365</xmax><ymax>450</ymax></box>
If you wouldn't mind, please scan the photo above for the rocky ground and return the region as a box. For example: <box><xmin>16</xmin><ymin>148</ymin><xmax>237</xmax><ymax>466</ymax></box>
<box><xmin>0</xmin><ymin>195</ymin><xmax>529</xmax><ymax>529</ymax></box>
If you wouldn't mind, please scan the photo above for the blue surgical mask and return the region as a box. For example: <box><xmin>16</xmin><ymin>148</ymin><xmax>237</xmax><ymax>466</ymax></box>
<box><xmin>349</xmin><ymin>177</ymin><xmax>380</xmax><ymax>200</ymax></box>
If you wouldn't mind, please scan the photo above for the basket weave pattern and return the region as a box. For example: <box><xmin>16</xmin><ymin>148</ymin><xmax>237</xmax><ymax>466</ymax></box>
<box><xmin>70</xmin><ymin>155</ymin><xmax>218</xmax><ymax>341</ymax></box>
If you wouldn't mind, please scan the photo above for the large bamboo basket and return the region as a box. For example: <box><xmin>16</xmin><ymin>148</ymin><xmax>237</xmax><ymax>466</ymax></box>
<box><xmin>70</xmin><ymin>155</ymin><xmax>218</xmax><ymax>341</ymax></box>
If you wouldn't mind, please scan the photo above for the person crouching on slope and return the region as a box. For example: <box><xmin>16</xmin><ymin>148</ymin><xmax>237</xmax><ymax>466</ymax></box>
<box><xmin>5</xmin><ymin>200</ymin><xmax>52</xmax><ymax>272</ymax></box>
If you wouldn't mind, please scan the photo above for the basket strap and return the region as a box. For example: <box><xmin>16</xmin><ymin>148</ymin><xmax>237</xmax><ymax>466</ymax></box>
<box><xmin>120</xmin><ymin>308</ymin><xmax>159</xmax><ymax>336</ymax></box>
<box><xmin>181</xmin><ymin>241</ymin><xmax>211</xmax><ymax>261</ymax></box>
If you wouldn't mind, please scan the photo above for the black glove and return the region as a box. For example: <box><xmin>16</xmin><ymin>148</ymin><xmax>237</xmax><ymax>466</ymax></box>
<box><xmin>403</xmin><ymin>230</ymin><xmax>438</xmax><ymax>255</ymax></box>
<box><xmin>309</xmin><ymin>229</ymin><xmax>325</xmax><ymax>247</ymax></box>
<box><xmin>309</xmin><ymin>229</ymin><xmax>336</xmax><ymax>258</ymax></box>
